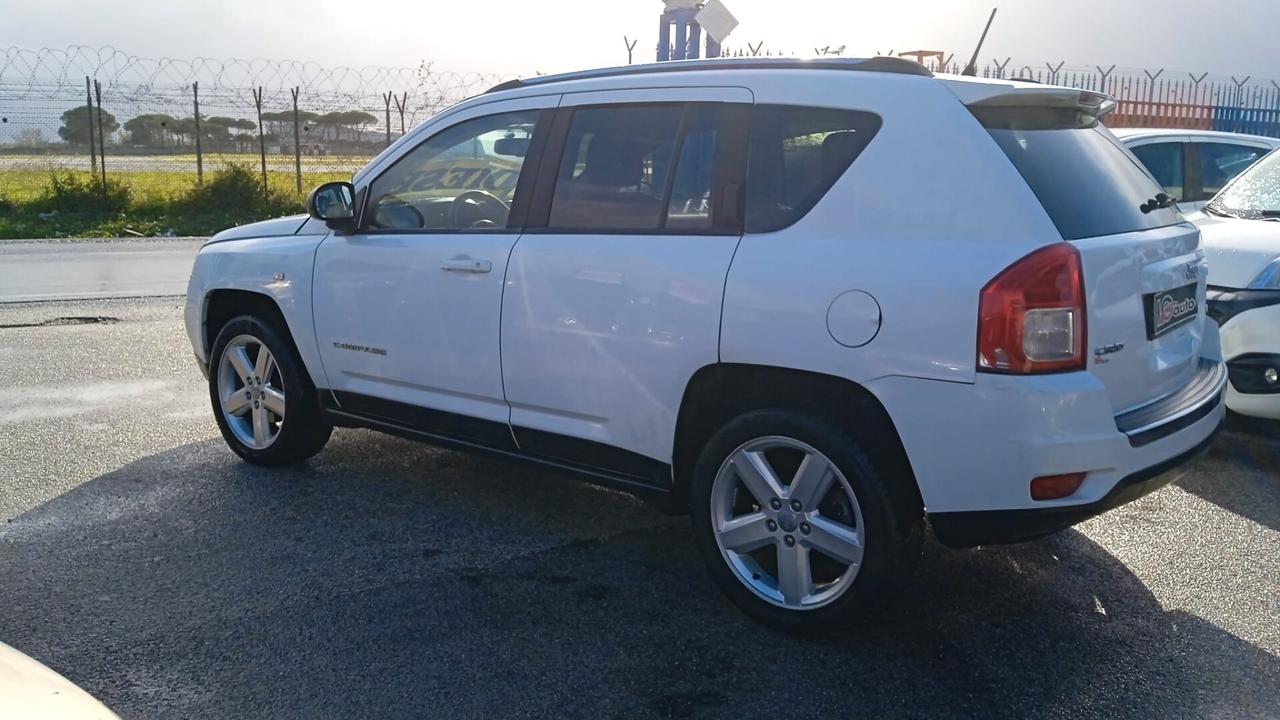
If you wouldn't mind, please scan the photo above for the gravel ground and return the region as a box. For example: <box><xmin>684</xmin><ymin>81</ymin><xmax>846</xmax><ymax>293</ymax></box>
<box><xmin>0</xmin><ymin>297</ymin><xmax>1276</xmax><ymax>719</ymax></box>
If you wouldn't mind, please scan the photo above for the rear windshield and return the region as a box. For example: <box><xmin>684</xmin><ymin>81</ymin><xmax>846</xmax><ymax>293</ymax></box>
<box><xmin>974</xmin><ymin>106</ymin><xmax>1182</xmax><ymax>240</ymax></box>
<box><xmin>1206</xmin><ymin>150</ymin><xmax>1280</xmax><ymax>219</ymax></box>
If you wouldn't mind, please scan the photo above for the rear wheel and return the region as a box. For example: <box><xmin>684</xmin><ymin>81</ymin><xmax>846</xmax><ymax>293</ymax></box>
<box><xmin>209</xmin><ymin>315</ymin><xmax>331</xmax><ymax>466</ymax></box>
<box><xmin>690</xmin><ymin>410</ymin><xmax>921</xmax><ymax>629</ymax></box>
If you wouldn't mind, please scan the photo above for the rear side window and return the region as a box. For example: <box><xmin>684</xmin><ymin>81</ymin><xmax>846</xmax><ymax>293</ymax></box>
<box><xmin>975</xmin><ymin>107</ymin><xmax>1181</xmax><ymax>240</ymax></box>
<box><xmin>1129</xmin><ymin>142</ymin><xmax>1185</xmax><ymax>201</ymax></box>
<box><xmin>745</xmin><ymin>105</ymin><xmax>881</xmax><ymax>233</ymax></box>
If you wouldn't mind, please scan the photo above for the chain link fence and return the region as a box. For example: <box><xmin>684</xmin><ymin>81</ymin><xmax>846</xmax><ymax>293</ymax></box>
<box><xmin>0</xmin><ymin>45</ymin><xmax>510</xmax><ymax>219</ymax></box>
<box><xmin>4</xmin><ymin>44</ymin><xmax>1280</xmax><ymax>238</ymax></box>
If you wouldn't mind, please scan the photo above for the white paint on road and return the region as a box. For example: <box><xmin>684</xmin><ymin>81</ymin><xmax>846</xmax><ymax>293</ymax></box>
<box><xmin>0</xmin><ymin>239</ymin><xmax>204</xmax><ymax>302</ymax></box>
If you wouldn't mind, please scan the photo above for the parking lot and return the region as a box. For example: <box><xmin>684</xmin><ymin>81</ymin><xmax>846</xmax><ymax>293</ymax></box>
<box><xmin>0</xmin><ymin>293</ymin><xmax>1276</xmax><ymax>719</ymax></box>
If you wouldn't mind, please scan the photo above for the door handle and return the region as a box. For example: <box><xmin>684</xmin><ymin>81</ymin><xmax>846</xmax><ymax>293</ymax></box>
<box><xmin>440</xmin><ymin>256</ymin><xmax>492</xmax><ymax>274</ymax></box>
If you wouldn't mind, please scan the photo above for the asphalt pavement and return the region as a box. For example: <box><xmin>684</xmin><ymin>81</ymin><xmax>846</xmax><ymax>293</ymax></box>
<box><xmin>0</xmin><ymin>295</ymin><xmax>1277</xmax><ymax>719</ymax></box>
<box><xmin>0</xmin><ymin>239</ymin><xmax>203</xmax><ymax>302</ymax></box>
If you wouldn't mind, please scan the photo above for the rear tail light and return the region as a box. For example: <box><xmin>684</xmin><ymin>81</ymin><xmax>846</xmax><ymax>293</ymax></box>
<box><xmin>1031</xmin><ymin>473</ymin><xmax>1086</xmax><ymax>501</ymax></box>
<box><xmin>978</xmin><ymin>243</ymin><xmax>1086</xmax><ymax>374</ymax></box>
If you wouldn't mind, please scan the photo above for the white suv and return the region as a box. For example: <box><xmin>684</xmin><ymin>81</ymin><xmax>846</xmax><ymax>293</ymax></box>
<box><xmin>185</xmin><ymin>58</ymin><xmax>1226</xmax><ymax>628</ymax></box>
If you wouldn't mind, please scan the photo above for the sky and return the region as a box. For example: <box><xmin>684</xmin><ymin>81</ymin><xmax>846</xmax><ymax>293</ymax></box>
<box><xmin>3</xmin><ymin>0</ymin><xmax>1280</xmax><ymax>80</ymax></box>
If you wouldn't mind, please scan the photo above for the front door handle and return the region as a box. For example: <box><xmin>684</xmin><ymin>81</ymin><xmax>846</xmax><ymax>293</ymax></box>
<box><xmin>440</xmin><ymin>256</ymin><xmax>492</xmax><ymax>274</ymax></box>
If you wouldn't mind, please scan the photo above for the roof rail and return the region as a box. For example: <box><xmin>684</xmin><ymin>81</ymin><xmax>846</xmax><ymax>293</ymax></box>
<box><xmin>484</xmin><ymin>56</ymin><xmax>931</xmax><ymax>94</ymax></box>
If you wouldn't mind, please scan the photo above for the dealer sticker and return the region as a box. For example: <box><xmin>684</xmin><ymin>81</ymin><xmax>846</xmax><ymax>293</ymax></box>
<box><xmin>1143</xmin><ymin>283</ymin><xmax>1198</xmax><ymax>340</ymax></box>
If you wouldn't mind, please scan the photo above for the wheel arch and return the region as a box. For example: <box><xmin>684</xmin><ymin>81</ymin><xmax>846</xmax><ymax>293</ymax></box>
<box><xmin>202</xmin><ymin>289</ymin><xmax>293</xmax><ymax>359</ymax></box>
<box><xmin>671</xmin><ymin>363</ymin><xmax>923</xmax><ymax>515</ymax></box>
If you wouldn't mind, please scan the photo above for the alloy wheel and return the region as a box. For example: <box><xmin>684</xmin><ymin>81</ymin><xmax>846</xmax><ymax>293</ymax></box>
<box><xmin>216</xmin><ymin>334</ymin><xmax>286</xmax><ymax>450</ymax></box>
<box><xmin>710</xmin><ymin>435</ymin><xmax>866</xmax><ymax>610</ymax></box>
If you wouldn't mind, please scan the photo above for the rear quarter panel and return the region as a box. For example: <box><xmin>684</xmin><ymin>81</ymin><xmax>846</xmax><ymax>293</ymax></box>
<box><xmin>720</xmin><ymin>72</ymin><xmax>1063</xmax><ymax>387</ymax></box>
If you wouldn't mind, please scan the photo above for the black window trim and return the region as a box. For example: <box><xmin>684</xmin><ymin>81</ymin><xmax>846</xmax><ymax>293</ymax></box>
<box><xmin>352</xmin><ymin>107</ymin><xmax>555</xmax><ymax>236</ymax></box>
<box><xmin>1184</xmin><ymin>141</ymin><xmax>1204</xmax><ymax>203</ymax></box>
<box><xmin>523</xmin><ymin>100</ymin><xmax>749</xmax><ymax>237</ymax></box>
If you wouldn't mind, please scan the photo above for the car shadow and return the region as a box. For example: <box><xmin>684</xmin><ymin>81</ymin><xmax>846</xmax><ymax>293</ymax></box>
<box><xmin>0</xmin><ymin>431</ymin><xmax>1276</xmax><ymax>720</ymax></box>
<box><xmin>1175</xmin><ymin>413</ymin><xmax>1280</xmax><ymax>532</ymax></box>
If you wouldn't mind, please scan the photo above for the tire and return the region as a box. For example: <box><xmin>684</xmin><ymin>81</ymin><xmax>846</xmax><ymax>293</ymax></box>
<box><xmin>689</xmin><ymin>409</ymin><xmax>922</xmax><ymax>630</ymax></box>
<box><xmin>208</xmin><ymin>314</ymin><xmax>332</xmax><ymax>466</ymax></box>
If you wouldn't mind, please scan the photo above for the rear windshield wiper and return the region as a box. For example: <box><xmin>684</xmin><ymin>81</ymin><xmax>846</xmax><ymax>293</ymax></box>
<box><xmin>1139</xmin><ymin>193</ymin><xmax>1177</xmax><ymax>214</ymax></box>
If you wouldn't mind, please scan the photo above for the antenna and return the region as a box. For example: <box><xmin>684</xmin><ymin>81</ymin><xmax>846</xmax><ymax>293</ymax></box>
<box><xmin>962</xmin><ymin>8</ymin><xmax>998</xmax><ymax>77</ymax></box>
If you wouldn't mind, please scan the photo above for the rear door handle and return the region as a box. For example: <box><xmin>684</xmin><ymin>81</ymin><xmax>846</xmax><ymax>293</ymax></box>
<box><xmin>440</xmin><ymin>256</ymin><xmax>492</xmax><ymax>274</ymax></box>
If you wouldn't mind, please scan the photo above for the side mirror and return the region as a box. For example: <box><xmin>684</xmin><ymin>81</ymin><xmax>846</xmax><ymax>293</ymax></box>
<box><xmin>307</xmin><ymin>181</ymin><xmax>356</xmax><ymax>231</ymax></box>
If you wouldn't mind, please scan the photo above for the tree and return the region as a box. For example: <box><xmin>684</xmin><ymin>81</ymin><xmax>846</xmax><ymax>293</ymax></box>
<box><xmin>123</xmin><ymin>113</ymin><xmax>178</xmax><ymax>146</ymax></box>
<box><xmin>57</xmin><ymin>105</ymin><xmax>118</xmax><ymax>145</ymax></box>
<box><xmin>205</xmin><ymin>116</ymin><xmax>256</xmax><ymax>133</ymax></box>
<box><xmin>315</xmin><ymin>110</ymin><xmax>378</xmax><ymax>142</ymax></box>
<box><xmin>258</xmin><ymin>110</ymin><xmax>317</xmax><ymax>138</ymax></box>
<box><xmin>15</xmin><ymin>127</ymin><xmax>47</xmax><ymax>147</ymax></box>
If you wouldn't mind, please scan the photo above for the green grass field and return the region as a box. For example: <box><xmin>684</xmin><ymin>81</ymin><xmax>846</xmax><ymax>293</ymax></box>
<box><xmin>0</xmin><ymin>155</ymin><xmax>364</xmax><ymax>238</ymax></box>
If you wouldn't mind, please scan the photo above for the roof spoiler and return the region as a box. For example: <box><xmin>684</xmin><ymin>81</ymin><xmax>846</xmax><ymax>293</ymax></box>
<box><xmin>944</xmin><ymin>80</ymin><xmax>1118</xmax><ymax>119</ymax></box>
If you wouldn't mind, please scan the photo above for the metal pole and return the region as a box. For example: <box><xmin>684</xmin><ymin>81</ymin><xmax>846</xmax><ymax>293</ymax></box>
<box><xmin>93</xmin><ymin>79</ymin><xmax>106</xmax><ymax>189</ymax></box>
<box><xmin>962</xmin><ymin>8</ymin><xmax>998</xmax><ymax>77</ymax></box>
<box><xmin>84</xmin><ymin>76</ymin><xmax>98</xmax><ymax>189</ymax></box>
<box><xmin>253</xmin><ymin>87</ymin><xmax>267</xmax><ymax>203</ymax></box>
<box><xmin>657</xmin><ymin>14</ymin><xmax>671</xmax><ymax>62</ymax></box>
<box><xmin>192</xmin><ymin>82</ymin><xmax>203</xmax><ymax>185</ymax></box>
<box><xmin>393</xmin><ymin>92</ymin><xmax>408</xmax><ymax>135</ymax></box>
<box><xmin>291</xmin><ymin>87</ymin><xmax>302</xmax><ymax>194</ymax></box>
<box><xmin>383</xmin><ymin>92</ymin><xmax>392</xmax><ymax>148</ymax></box>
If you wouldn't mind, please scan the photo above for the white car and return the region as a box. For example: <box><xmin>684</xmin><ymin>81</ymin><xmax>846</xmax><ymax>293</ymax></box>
<box><xmin>1197</xmin><ymin>151</ymin><xmax>1280</xmax><ymax>419</ymax></box>
<box><xmin>0</xmin><ymin>641</ymin><xmax>121</xmax><ymax>719</ymax></box>
<box><xmin>1115</xmin><ymin>128</ymin><xmax>1280</xmax><ymax>213</ymax></box>
<box><xmin>185</xmin><ymin>58</ymin><xmax>1225</xmax><ymax>628</ymax></box>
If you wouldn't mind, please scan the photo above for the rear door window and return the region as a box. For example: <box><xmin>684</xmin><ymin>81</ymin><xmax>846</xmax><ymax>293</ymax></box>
<box><xmin>744</xmin><ymin>105</ymin><xmax>882</xmax><ymax>233</ymax></box>
<box><xmin>1129</xmin><ymin>142</ymin><xmax>1185</xmax><ymax>200</ymax></box>
<box><xmin>548</xmin><ymin>104</ymin><xmax>682</xmax><ymax>231</ymax></box>
<box><xmin>975</xmin><ymin>107</ymin><xmax>1181</xmax><ymax>240</ymax></box>
<box><xmin>542</xmin><ymin>102</ymin><xmax>743</xmax><ymax>233</ymax></box>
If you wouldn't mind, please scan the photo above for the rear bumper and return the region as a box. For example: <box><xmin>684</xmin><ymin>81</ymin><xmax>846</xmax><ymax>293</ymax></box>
<box><xmin>866</xmin><ymin>321</ymin><xmax>1225</xmax><ymax>541</ymax></box>
<box><xmin>929</xmin><ymin>422</ymin><xmax>1220</xmax><ymax>547</ymax></box>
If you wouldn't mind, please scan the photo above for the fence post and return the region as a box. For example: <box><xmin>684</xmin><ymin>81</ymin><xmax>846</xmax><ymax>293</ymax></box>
<box><xmin>382</xmin><ymin>92</ymin><xmax>393</xmax><ymax>148</ymax></box>
<box><xmin>252</xmin><ymin>86</ymin><xmax>267</xmax><ymax>203</ymax></box>
<box><xmin>1189</xmin><ymin>72</ymin><xmax>1208</xmax><ymax>128</ymax></box>
<box><xmin>291</xmin><ymin>86</ymin><xmax>302</xmax><ymax>194</ymax></box>
<box><xmin>1231</xmin><ymin>76</ymin><xmax>1251</xmax><ymax>133</ymax></box>
<box><xmin>192</xmin><ymin>82</ymin><xmax>203</xmax><ymax>185</ymax></box>
<box><xmin>93</xmin><ymin>79</ymin><xmax>106</xmax><ymax>189</ymax></box>
<box><xmin>393</xmin><ymin>92</ymin><xmax>408</xmax><ymax>135</ymax></box>
<box><xmin>1097</xmin><ymin>65</ymin><xmax>1116</xmax><ymax>94</ymax></box>
<box><xmin>84</xmin><ymin>76</ymin><xmax>98</xmax><ymax>189</ymax></box>
<box><xmin>1045</xmin><ymin>61</ymin><xmax>1065</xmax><ymax>85</ymax></box>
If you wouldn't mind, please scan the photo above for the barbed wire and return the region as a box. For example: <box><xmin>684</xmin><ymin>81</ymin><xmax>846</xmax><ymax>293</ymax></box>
<box><xmin>0</xmin><ymin>45</ymin><xmax>512</xmax><ymax>121</ymax></box>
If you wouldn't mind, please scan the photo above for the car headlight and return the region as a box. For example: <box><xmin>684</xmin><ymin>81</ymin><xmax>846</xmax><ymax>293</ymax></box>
<box><xmin>1248</xmin><ymin>256</ymin><xmax>1280</xmax><ymax>289</ymax></box>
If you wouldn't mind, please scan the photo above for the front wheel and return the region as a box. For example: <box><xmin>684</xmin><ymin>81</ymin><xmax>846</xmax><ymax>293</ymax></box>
<box><xmin>209</xmin><ymin>315</ymin><xmax>331</xmax><ymax>466</ymax></box>
<box><xmin>689</xmin><ymin>410</ymin><xmax>921</xmax><ymax>630</ymax></box>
